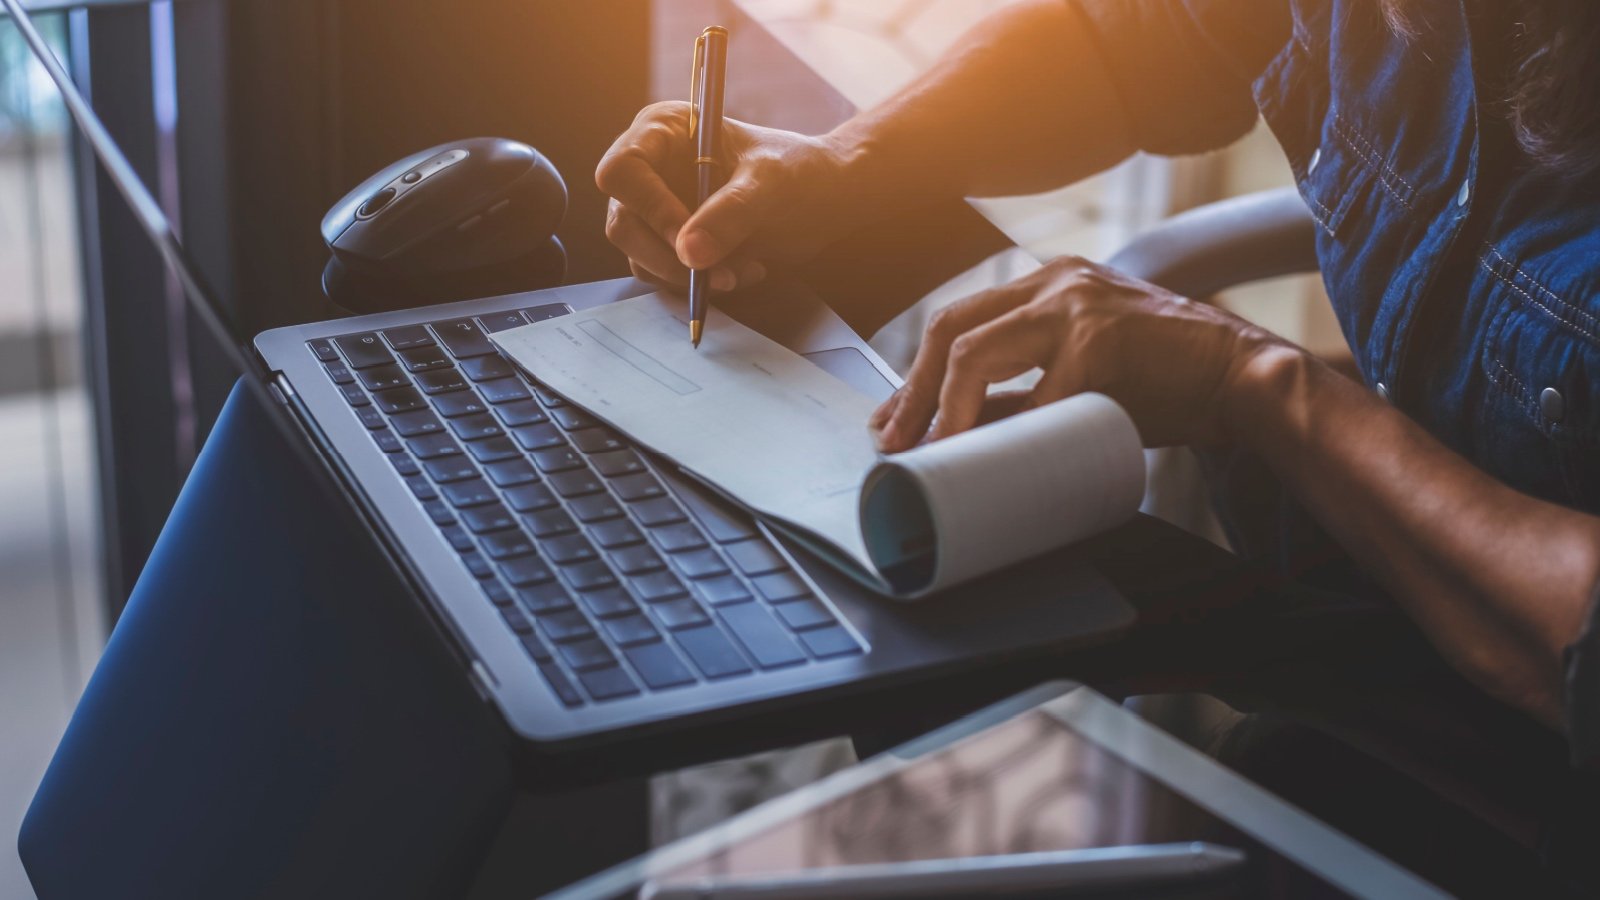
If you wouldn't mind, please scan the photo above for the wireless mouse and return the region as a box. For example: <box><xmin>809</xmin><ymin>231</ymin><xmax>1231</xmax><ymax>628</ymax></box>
<box><xmin>321</xmin><ymin>137</ymin><xmax>568</xmax><ymax>313</ymax></box>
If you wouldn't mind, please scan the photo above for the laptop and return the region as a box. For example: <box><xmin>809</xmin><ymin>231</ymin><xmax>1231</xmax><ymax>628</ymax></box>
<box><xmin>15</xmin><ymin>1</ymin><xmax>1135</xmax><ymax>750</ymax></box>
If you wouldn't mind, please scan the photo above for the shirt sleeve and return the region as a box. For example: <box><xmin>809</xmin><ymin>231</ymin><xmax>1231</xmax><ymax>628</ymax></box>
<box><xmin>1565</xmin><ymin>580</ymin><xmax>1600</xmax><ymax>770</ymax></box>
<box><xmin>1068</xmin><ymin>0</ymin><xmax>1292</xmax><ymax>156</ymax></box>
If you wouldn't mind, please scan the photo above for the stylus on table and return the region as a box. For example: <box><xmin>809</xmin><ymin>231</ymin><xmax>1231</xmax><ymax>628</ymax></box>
<box><xmin>687</xmin><ymin>25</ymin><xmax>728</xmax><ymax>348</ymax></box>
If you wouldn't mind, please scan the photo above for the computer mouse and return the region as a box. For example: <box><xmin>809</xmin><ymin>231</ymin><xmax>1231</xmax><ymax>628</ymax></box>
<box><xmin>321</xmin><ymin>136</ymin><xmax>568</xmax><ymax>313</ymax></box>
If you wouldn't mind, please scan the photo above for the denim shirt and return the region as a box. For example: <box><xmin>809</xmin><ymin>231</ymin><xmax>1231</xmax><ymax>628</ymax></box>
<box><xmin>1073</xmin><ymin>0</ymin><xmax>1600</xmax><ymax>764</ymax></box>
<box><xmin>1074</xmin><ymin>0</ymin><xmax>1600</xmax><ymax>513</ymax></box>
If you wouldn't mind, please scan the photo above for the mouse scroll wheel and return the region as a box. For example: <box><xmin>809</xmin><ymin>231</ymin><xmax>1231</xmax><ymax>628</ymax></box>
<box><xmin>358</xmin><ymin>187</ymin><xmax>398</xmax><ymax>218</ymax></box>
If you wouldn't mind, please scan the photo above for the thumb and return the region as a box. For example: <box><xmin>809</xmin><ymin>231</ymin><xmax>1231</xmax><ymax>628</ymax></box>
<box><xmin>675</xmin><ymin>171</ymin><xmax>773</xmax><ymax>270</ymax></box>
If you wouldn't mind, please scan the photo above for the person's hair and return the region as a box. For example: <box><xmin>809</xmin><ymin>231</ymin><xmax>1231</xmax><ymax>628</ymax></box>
<box><xmin>1380</xmin><ymin>0</ymin><xmax>1600</xmax><ymax>179</ymax></box>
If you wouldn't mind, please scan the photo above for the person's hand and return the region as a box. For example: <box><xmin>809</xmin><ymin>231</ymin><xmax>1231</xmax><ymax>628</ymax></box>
<box><xmin>869</xmin><ymin>256</ymin><xmax>1294</xmax><ymax>451</ymax></box>
<box><xmin>596</xmin><ymin>101</ymin><xmax>862</xmax><ymax>292</ymax></box>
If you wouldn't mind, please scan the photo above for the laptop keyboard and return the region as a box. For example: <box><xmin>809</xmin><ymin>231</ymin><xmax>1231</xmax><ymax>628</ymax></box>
<box><xmin>307</xmin><ymin>304</ymin><xmax>862</xmax><ymax>707</ymax></box>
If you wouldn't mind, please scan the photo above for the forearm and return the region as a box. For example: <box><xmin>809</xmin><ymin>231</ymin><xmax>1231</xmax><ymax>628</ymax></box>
<box><xmin>828</xmin><ymin>0</ymin><xmax>1135</xmax><ymax>212</ymax></box>
<box><xmin>1227</xmin><ymin>346</ymin><xmax>1600</xmax><ymax>725</ymax></box>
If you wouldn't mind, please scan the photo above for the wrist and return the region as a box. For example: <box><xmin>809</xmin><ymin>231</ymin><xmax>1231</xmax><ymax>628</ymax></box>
<box><xmin>1219</xmin><ymin>335</ymin><xmax>1316</xmax><ymax>450</ymax></box>
<box><xmin>823</xmin><ymin>115</ymin><xmax>955</xmax><ymax>218</ymax></box>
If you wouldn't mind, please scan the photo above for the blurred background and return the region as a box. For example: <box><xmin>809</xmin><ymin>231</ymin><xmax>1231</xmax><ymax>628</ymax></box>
<box><xmin>0</xmin><ymin>1</ymin><xmax>1336</xmax><ymax>895</ymax></box>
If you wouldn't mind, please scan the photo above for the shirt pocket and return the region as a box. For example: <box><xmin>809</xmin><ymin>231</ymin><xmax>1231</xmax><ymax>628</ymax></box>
<box><xmin>1478</xmin><ymin>251</ymin><xmax>1600</xmax><ymax>512</ymax></box>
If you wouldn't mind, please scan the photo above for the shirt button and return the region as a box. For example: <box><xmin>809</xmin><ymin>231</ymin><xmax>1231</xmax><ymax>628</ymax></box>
<box><xmin>1376</xmin><ymin>382</ymin><xmax>1392</xmax><ymax>404</ymax></box>
<box><xmin>1307</xmin><ymin>147</ymin><xmax>1322</xmax><ymax>175</ymax></box>
<box><xmin>1457</xmin><ymin>179</ymin><xmax>1471</xmax><ymax>207</ymax></box>
<box><xmin>1541</xmin><ymin>387</ymin><xmax>1565</xmax><ymax>422</ymax></box>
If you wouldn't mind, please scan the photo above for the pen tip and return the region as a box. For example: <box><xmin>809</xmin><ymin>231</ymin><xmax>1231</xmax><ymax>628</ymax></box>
<box><xmin>689</xmin><ymin>319</ymin><xmax>703</xmax><ymax>348</ymax></box>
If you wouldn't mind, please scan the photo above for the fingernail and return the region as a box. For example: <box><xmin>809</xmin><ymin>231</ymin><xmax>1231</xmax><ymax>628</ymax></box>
<box><xmin>709</xmin><ymin>267</ymin><xmax>736</xmax><ymax>292</ymax></box>
<box><xmin>679</xmin><ymin>229</ymin><xmax>717</xmax><ymax>268</ymax></box>
<box><xmin>739</xmin><ymin>260</ymin><xmax>768</xmax><ymax>285</ymax></box>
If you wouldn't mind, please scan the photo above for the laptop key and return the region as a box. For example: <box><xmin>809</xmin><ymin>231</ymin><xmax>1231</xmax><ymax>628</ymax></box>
<box><xmin>494</xmin><ymin>398</ymin><xmax>546</xmax><ymax>427</ymax></box>
<box><xmin>521</xmin><ymin>303</ymin><xmax>571</xmax><ymax>322</ymax></box>
<box><xmin>588</xmin><ymin>448</ymin><xmax>643</xmax><ymax>477</ymax></box>
<box><xmin>774</xmin><ymin>597</ymin><xmax>834</xmax><ymax>631</ymax></box>
<box><xmin>462</xmin><ymin>551</ymin><xmax>494</xmax><ymax>579</ymax></box>
<box><xmin>407</xmin><ymin>441</ymin><xmax>467</xmax><ymax>473</ymax></box>
<box><xmin>440</xmin><ymin>523</ymin><xmax>474</xmax><ymax>552</ymax></box>
<box><xmin>480</xmin><ymin>378</ymin><xmax>532</xmax><ymax>405</ymax></box>
<box><xmin>405</xmin><ymin>476</ymin><xmax>438</xmax><ymax>501</ymax></box>
<box><xmin>570</xmin><ymin>494</ymin><xmax>624</xmax><ymax>523</ymax></box>
<box><xmin>630</xmin><ymin>498</ymin><xmax>686</xmax><ymax>527</ymax></box>
<box><xmin>693</xmin><ymin>574</ymin><xmax>753</xmax><ymax>607</ymax></box>
<box><xmin>538</xmin><ymin>609</ymin><xmax>595</xmax><ymax>643</ymax></box>
<box><xmin>673</xmin><ymin>625</ymin><xmax>752</xmax><ymax>678</ymax></box>
<box><xmin>422</xmin><ymin>457</ymin><xmax>476</xmax><ymax>484</ymax></box>
<box><xmin>502</xmin><ymin>556</ymin><xmax>555</xmax><ymax>588</ymax></box>
<box><xmin>570</xmin><ymin>427</ymin><xmax>625</xmax><ymax>453</ymax></box>
<box><xmin>510</xmin><ymin>423</ymin><xmax>566</xmax><ymax>451</ymax></box>
<box><xmin>461</xmin><ymin>354</ymin><xmax>515</xmax><ymax>381</ymax></box>
<box><xmin>579</xmin><ymin>586</ymin><xmax>637</xmax><ymax>619</ymax></box>
<box><xmin>500</xmin><ymin>604</ymin><xmax>533</xmax><ymax>634</ymax></box>
<box><xmin>630</xmin><ymin>570</ymin><xmax>687</xmax><ymax>603</ymax></box>
<box><xmin>623</xmin><ymin>642</ymin><xmax>695</xmax><ymax>689</ymax></box>
<box><xmin>390</xmin><ymin>453</ymin><xmax>421</xmax><ymax>477</ymax></box>
<box><xmin>356</xmin><ymin>406</ymin><xmax>387</xmax><ymax>430</ymax></box>
<box><xmin>726</xmin><ymin>539</ymin><xmax>787</xmax><ymax>576</ymax></box>
<box><xmin>543</xmin><ymin>534</ymin><xmax>598</xmax><ymax>565</ymax></box>
<box><xmin>651</xmin><ymin>523</ymin><xmax>708</xmax><ymax>554</ymax></box>
<box><xmin>753</xmin><ymin>571</ymin><xmax>810</xmax><ymax>603</ymax></box>
<box><xmin>308</xmin><ymin>338</ymin><xmax>339</xmax><ymax>361</ymax></box>
<box><xmin>448</xmin><ymin>413</ymin><xmax>504</xmax><ymax>442</ymax></box>
<box><xmin>610</xmin><ymin>544</ymin><xmax>664</xmax><ymax>575</ymax></box>
<box><xmin>505</xmin><ymin>482</ymin><xmax>559</xmax><ymax>514</ymax></box>
<box><xmin>517</xmin><ymin>581</ymin><xmax>572</xmax><ymax>613</ymax></box>
<box><xmin>339</xmin><ymin>383</ymin><xmax>371</xmax><ymax>407</ymax></box>
<box><xmin>559</xmin><ymin>560</ymin><xmax>616</xmax><ymax>591</ymax></box>
<box><xmin>440</xmin><ymin>478</ymin><xmax>496</xmax><ymax>508</ymax></box>
<box><xmin>374</xmin><ymin>386</ymin><xmax>426</xmax><ymax>414</ymax></box>
<box><xmin>518</xmin><ymin>630</ymin><xmax>552</xmax><ymax>662</ymax></box>
<box><xmin>374</xmin><ymin>430</ymin><xmax>403</xmax><ymax>454</ymax></box>
<box><xmin>720</xmin><ymin>603</ymin><xmax>807</xmax><ymax>669</ymax></box>
<box><xmin>532</xmin><ymin>385</ymin><xmax>567</xmax><ymax>407</ymax></box>
<box><xmin>670</xmin><ymin>548</ymin><xmax>729</xmax><ymax>580</ymax></box>
<box><xmin>550</xmin><ymin>406</ymin><xmax>597</xmax><ymax>430</ymax></box>
<box><xmin>390</xmin><ymin>409</ymin><xmax>444</xmax><ymax>437</ymax></box>
<box><xmin>381</xmin><ymin>325</ymin><xmax>434</xmax><ymax>350</ymax></box>
<box><xmin>603</xmin><ymin>613</ymin><xmax>659</xmax><ymax>647</ymax></box>
<box><xmin>798</xmin><ymin>624</ymin><xmax>863</xmax><ymax>659</ymax></box>
<box><xmin>531</xmin><ymin>447</ymin><xmax>584</xmax><ymax>473</ymax></box>
<box><xmin>591</xmin><ymin>519</ymin><xmax>643</xmax><ymax>549</ymax></box>
<box><xmin>483</xmin><ymin>459</ymin><xmax>538</xmax><ymax>487</ymax></box>
<box><xmin>415</xmin><ymin>368</ymin><xmax>469</xmax><ymax>395</ymax></box>
<box><xmin>397</xmin><ymin>344</ymin><xmax>452</xmax><ymax>372</ymax></box>
<box><xmin>357</xmin><ymin>364</ymin><xmax>409</xmax><ymax>392</ymax></box>
<box><xmin>548</xmin><ymin>469</ymin><xmax>604</xmax><ymax>498</ymax></box>
<box><xmin>433</xmin><ymin>391</ymin><xmax>488</xmax><ymax>418</ymax></box>
<box><xmin>323</xmin><ymin>361</ymin><xmax>355</xmax><ymax>385</ymax></box>
<box><xmin>462</xmin><ymin>505</ymin><xmax>518</xmax><ymax>535</ymax></box>
<box><xmin>610</xmin><ymin>473</ymin><xmax>665</xmax><ymax>503</ymax></box>
<box><xmin>465</xmin><ymin>436</ymin><xmax>520</xmax><ymax>463</ymax></box>
<box><xmin>675</xmin><ymin>480</ymin><xmax>758</xmax><ymax>543</ymax></box>
<box><xmin>423</xmin><ymin>499</ymin><xmax>456</xmax><ymax>526</ymax></box>
<box><xmin>479</xmin><ymin>310</ymin><xmax>530</xmax><ymax>333</ymax></box>
<box><xmin>653</xmin><ymin>598</ymin><xmax>709</xmax><ymax>630</ymax></box>
<box><xmin>482</xmin><ymin>579</ymin><xmax>514</xmax><ymax>607</ymax></box>
<box><xmin>559</xmin><ymin>638</ymin><xmax>615</xmax><ymax>671</ymax></box>
<box><xmin>432</xmin><ymin>317</ymin><xmax>497</xmax><ymax>358</ymax></box>
<box><xmin>579</xmin><ymin>666</ymin><xmax>639</xmax><ymax>702</ymax></box>
<box><xmin>538</xmin><ymin>663</ymin><xmax>583</xmax><ymax>707</ymax></box>
<box><xmin>525</xmin><ymin>507</ymin><xmax>576</xmax><ymax>537</ymax></box>
<box><xmin>335</xmin><ymin>332</ymin><xmax>394</xmax><ymax>368</ymax></box>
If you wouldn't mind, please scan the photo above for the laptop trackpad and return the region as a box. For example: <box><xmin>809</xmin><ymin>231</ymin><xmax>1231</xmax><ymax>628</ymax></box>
<box><xmin>803</xmin><ymin>347</ymin><xmax>895</xmax><ymax>402</ymax></box>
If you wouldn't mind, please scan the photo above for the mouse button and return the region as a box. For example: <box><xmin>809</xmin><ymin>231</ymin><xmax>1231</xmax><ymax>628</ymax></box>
<box><xmin>357</xmin><ymin>187</ymin><xmax>398</xmax><ymax>219</ymax></box>
<box><xmin>401</xmin><ymin>171</ymin><xmax>422</xmax><ymax>184</ymax></box>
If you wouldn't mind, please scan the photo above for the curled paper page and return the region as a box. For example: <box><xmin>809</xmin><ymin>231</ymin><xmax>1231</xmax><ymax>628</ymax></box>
<box><xmin>860</xmin><ymin>394</ymin><xmax>1146</xmax><ymax>597</ymax></box>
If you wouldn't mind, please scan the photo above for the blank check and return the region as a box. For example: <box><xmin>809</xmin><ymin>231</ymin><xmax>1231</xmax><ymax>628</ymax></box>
<box><xmin>492</xmin><ymin>293</ymin><xmax>883</xmax><ymax>566</ymax></box>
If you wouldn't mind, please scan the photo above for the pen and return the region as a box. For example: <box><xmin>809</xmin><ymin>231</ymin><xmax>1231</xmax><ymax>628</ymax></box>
<box><xmin>688</xmin><ymin>25</ymin><xmax>728</xmax><ymax>348</ymax></box>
